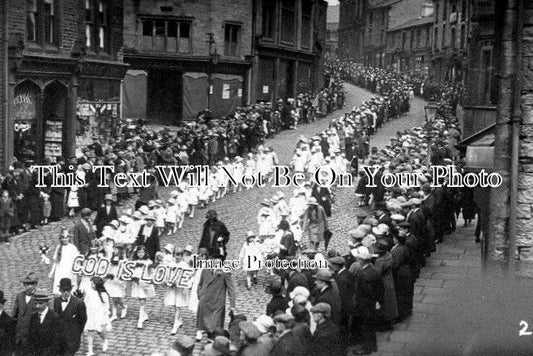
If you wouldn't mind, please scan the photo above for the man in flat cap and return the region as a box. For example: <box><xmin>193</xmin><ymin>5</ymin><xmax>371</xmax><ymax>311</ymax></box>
<box><xmin>71</xmin><ymin>207</ymin><xmax>96</xmax><ymax>255</ymax></box>
<box><xmin>269</xmin><ymin>314</ymin><xmax>302</xmax><ymax>356</ymax></box>
<box><xmin>352</xmin><ymin>247</ymin><xmax>384</xmax><ymax>355</ymax></box>
<box><xmin>309</xmin><ymin>303</ymin><xmax>341</xmax><ymax>356</ymax></box>
<box><xmin>166</xmin><ymin>334</ymin><xmax>195</xmax><ymax>356</ymax></box>
<box><xmin>311</xmin><ymin>270</ymin><xmax>341</xmax><ymax>325</ymax></box>
<box><xmin>329</xmin><ymin>256</ymin><xmax>354</xmax><ymax>333</ymax></box>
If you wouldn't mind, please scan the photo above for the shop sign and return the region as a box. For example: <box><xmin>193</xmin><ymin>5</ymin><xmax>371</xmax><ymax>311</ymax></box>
<box><xmin>14</xmin><ymin>122</ymin><xmax>33</xmax><ymax>133</ymax></box>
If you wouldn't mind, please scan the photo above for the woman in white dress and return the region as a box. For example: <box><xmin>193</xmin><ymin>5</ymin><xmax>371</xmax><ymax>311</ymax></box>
<box><xmin>131</xmin><ymin>246</ymin><xmax>155</xmax><ymax>329</ymax></box>
<box><xmin>49</xmin><ymin>227</ymin><xmax>80</xmax><ymax>295</ymax></box>
<box><xmin>85</xmin><ymin>276</ymin><xmax>111</xmax><ymax>356</ymax></box>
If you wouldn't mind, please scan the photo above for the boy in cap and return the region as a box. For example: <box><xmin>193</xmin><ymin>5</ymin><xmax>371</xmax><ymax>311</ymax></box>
<box><xmin>311</xmin><ymin>270</ymin><xmax>341</xmax><ymax>325</ymax></box>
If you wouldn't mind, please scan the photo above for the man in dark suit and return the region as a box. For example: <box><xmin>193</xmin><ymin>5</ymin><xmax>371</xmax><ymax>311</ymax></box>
<box><xmin>406</xmin><ymin>199</ymin><xmax>429</xmax><ymax>255</ymax></box>
<box><xmin>311</xmin><ymin>270</ymin><xmax>341</xmax><ymax>326</ymax></box>
<box><xmin>198</xmin><ymin>210</ymin><xmax>230</xmax><ymax>258</ymax></box>
<box><xmin>135</xmin><ymin>213</ymin><xmax>160</xmax><ymax>261</ymax></box>
<box><xmin>71</xmin><ymin>208</ymin><xmax>96</xmax><ymax>255</ymax></box>
<box><xmin>265</xmin><ymin>279</ymin><xmax>289</xmax><ymax>317</ymax></box>
<box><xmin>0</xmin><ymin>290</ymin><xmax>16</xmax><ymax>355</ymax></box>
<box><xmin>352</xmin><ymin>247</ymin><xmax>384</xmax><ymax>355</ymax></box>
<box><xmin>53</xmin><ymin>278</ymin><xmax>87</xmax><ymax>356</ymax></box>
<box><xmin>27</xmin><ymin>289</ymin><xmax>63</xmax><ymax>356</ymax></box>
<box><xmin>329</xmin><ymin>256</ymin><xmax>355</xmax><ymax>331</ymax></box>
<box><xmin>12</xmin><ymin>273</ymin><xmax>38</xmax><ymax>354</ymax></box>
<box><xmin>309</xmin><ymin>303</ymin><xmax>341</xmax><ymax>356</ymax></box>
<box><xmin>93</xmin><ymin>194</ymin><xmax>118</xmax><ymax>237</ymax></box>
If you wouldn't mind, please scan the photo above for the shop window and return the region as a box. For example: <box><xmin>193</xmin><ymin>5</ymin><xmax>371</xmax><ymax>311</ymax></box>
<box><xmin>433</xmin><ymin>27</ymin><xmax>438</xmax><ymax>50</ymax></box>
<box><xmin>85</xmin><ymin>0</ymin><xmax>110</xmax><ymax>53</ymax></box>
<box><xmin>141</xmin><ymin>19</ymin><xmax>192</xmax><ymax>53</ymax></box>
<box><xmin>451</xmin><ymin>27</ymin><xmax>456</xmax><ymax>49</ymax></box>
<box><xmin>280</xmin><ymin>0</ymin><xmax>295</xmax><ymax>43</ymax></box>
<box><xmin>425</xmin><ymin>27</ymin><xmax>430</xmax><ymax>48</ymax></box>
<box><xmin>460</xmin><ymin>24</ymin><xmax>466</xmax><ymax>49</ymax></box>
<box><xmin>442</xmin><ymin>24</ymin><xmax>446</xmax><ymax>47</ymax></box>
<box><xmin>301</xmin><ymin>0</ymin><xmax>313</xmax><ymax>48</ymax></box>
<box><xmin>481</xmin><ymin>49</ymin><xmax>492</xmax><ymax>104</ymax></box>
<box><xmin>416</xmin><ymin>28</ymin><xmax>421</xmax><ymax>48</ymax></box>
<box><xmin>262</xmin><ymin>0</ymin><xmax>275</xmax><ymax>39</ymax></box>
<box><xmin>224</xmin><ymin>23</ymin><xmax>240</xmax><ymax>57</ymax></box>
<box><xmin>402</xmin><ymin>32</ymin><xmax>407</xmax><ymax>49</ymax></box>
<box><xmin>27</xmin><ymin>0</ymin><xmax>58</xmax><ymax>45</ymax></box>
<box><xmin>410</xmin><ymin>30</ymin><xmax>415</xmax><ymax>49</ymax></box>
<box><xmin>442</xmin><ymin>1</ymin><xmax>447</xmax><ymax>21</ymax></box>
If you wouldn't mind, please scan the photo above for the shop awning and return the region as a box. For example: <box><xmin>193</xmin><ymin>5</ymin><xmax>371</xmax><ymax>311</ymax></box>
<box><xmin>457</xmin><ymin>124</ymin><xmax>495</xmax><ymax>170</ymax></box>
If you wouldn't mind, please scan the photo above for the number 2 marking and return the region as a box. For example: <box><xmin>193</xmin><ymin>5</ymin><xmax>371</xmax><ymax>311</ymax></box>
<box><xmin>519</xmin><ymin>321</ymin><xmax>532</xmax><ymax>336</ymax></box>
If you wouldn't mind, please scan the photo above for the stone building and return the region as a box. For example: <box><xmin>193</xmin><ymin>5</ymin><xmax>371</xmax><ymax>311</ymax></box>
<box><xmin>122</xmin><ymin>0</ymin><xmax>253</xmax><ymax>123</ymax></box>
<box><xmin>429</xmin><ymin>0</ymin><xmax>469</xmax><ymax>83</ymax></box>
<box><xmin>326</xmin><ymin>5</ymin><xmax>339</xmax><ymax>56</ymax></box>
<box><xmin>1</xmin><ymin>0</ymin><xmax>127</xmax><ymax>170</ymax></box>
<box><xmin>338</xmin><ymin>0</ymin><xmax>366</xmax><ymax>61</ymax></box>
<box><xmin>386</xmin><ymin>2</ymin><xmax>433</xmax><ymax>76</ymax></box>
<box><xmin>0</xmin><ymin>0</ymin><xmax>5</xmax><ymax>169</ymax></box>
<box><xmin>252</xmin><ymin>0</ymin><xmax>327</xmax><ymax>103</ymax></box>
<box><xmin>488</xmin><ymin>0</ymin><xmax>533</xmax><ymax>275</ymax></box>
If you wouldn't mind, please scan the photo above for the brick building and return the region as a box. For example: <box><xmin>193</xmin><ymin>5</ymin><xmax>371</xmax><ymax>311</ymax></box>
<box><xmin>429</xmin><ymin>0</ymin><xmax>469</xmax><ymax>83</ymax></box>
<box><xmin>252</xmin><ymin>0</ymin><xmax>327</xmax><ymax>103</ymax></box>
<box><xmin>2</xmin><ymin>0</ymin><xmax>127</xmax><ymax>170</ymax></box>
<box><xmin>386</xmin><ymin>3</ymin><xmax>433</xmax><ymax>76</ymax></box>
<box><xmin>338</xmin><ymin>0</ymin><xmax>366</xmax><ymax>61</ymax></box>
<box><xmin>122</xmin><ymin>0</ymin><xmax>253</xmax><ymax>123</ymax></box>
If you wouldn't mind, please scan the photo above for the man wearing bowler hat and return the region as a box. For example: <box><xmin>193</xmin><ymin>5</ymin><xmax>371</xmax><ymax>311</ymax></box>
<box><xmin>71</xmin><ymin>207</ymin><xmax>96</xmax><ymax>255</ymax></box>
<box><xmin>53</xmin><ymin>278</ymin><xmax>87</xmax><ymax>356</ymax></box>
<box><xmin>135</xmin><ymin>212</ymin><xmax>160</xmax><ymax>261</ymax></box>
<box><xmin>28</xmin><ymin>289</ymin><xmax>63</xmax><ymax>356</ymax></box>
<box><xmin>311</xmin><ymin>269</ymin><xmax>341</xmax><ymax>325</ymax></box>
<box><xmin>0</xmin><ymin>289</ymin><xmax>16</xmax><ymax>354</ymax></box>
<box><xmin>12</xmin><ymin>272</ymin><xmax>38</xmax><ymax>354</ymax></box>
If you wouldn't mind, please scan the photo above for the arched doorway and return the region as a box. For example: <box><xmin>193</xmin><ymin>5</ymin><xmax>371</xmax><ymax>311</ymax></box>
<box><xmin>42</xmin><ymin>81</ymin><xmax>68</xmax><ymax>162</ymax></box>
<box><xmin>13</xmin><ymin>81</ymin><xmax>41</xmax><ymax>163</ymax></box>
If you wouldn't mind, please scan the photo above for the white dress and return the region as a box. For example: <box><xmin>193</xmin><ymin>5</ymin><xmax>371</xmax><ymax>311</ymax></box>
<box><xmin>164</xmin><ymin>260</ymin><xmax>191</xmax><ymax>307</ymax></box>
<box><xmin>130</xmin><ymin>260</ymin><xmax>156</xmax><ymax>299</ymax></box>
<box><xmin>155</xmin><ymin>207</ymin><xmax>166</xmax><ymax>228</ymax></box>
<box><xmin>187</xmin><ymin>187</ymin><xmax>199</xmax><ymax>206</ymax></box>
<box><xmin>51</xmin><ymin>243</ymin><xmax>80</xmax><ymax>295</ymax></box>
<box><xmin>105</xmin><ymin>264</ymin><xmax>125</xmax><ymax>298</ymax></box>
<box><xmin>187</xmin><ymin>267</ymin><xmax>202</xmax><ymax>313</ymax></box>
<box><xmin>239</xmin><ymin>241</ymin><xmax>263</xmax><ymax>272</ymax></box>
<box><xmin>84</xmin><ymin>287</ymin><xmax>112</xmax><ymax>332</ymax></box>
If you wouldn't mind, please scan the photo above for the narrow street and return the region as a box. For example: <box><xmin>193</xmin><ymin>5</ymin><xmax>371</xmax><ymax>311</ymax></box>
<box><xmin>0</xmin><ymin>83</ymin><xmax>484</xmax><ymax>355</ymax></box>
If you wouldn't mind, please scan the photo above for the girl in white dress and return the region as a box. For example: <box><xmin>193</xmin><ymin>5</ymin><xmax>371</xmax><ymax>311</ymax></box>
<box><xmin>165</xmin><ymin>199</ymin><xmax>179</xmax><ymax>234</ymax></box>
<box><xmin>244</xmin><ymin>153</ymin><xmax>256</xmax><ymax>190</ymax></box>
<box><xmin>49</xmin><ymin>227</ymin><xmax>80</xmax><ymax>295</ymax></box>
<box><xmin>79</xmin><ymin>239</ymin><xmax>106</xmax><ymax>294</ymax></box>
<box><xmin>231</xmin><ymin>157</ymin><xmax>244</xmax><ymax>193</ymax></box>
<box><xmin>85</xmin><ymin>276</ymin><xmax>111</xmax><ymax>356</ymax></box>
<box><xmin>175</xmin><ymin>188</ymin><xmax>188</xmax><ymax>229</ymax></box>
<box><xmin>208</xmin><ymin>167</ymin><xmax>219</xmax><ymax>202</ymax></box>
<box><xmin>105</xmin><ymin>246</ymin><xmax>127</xmax><ymax>322</ymax></box>
<box><xmin>186</xmin><ymin>185</ymin><xmax>199</xmax><ymax>218</ymax></box>
<box><xmin>131</xmin><ymin>246</ymin><xmax>155</xmax><ymax>329</ymax></box>
<box><xmin>66</xmin><ymin>186</ymin><xmax>79</xmax><ymax>217</ymax></box>
<box><xmin>239</xmin><ymin>232</ymin><xmax>263</xmax><ymax>289</ymax></box>
<box><xmin>154</xmin><ymin>200</ymin><xmax>166</xmax><ymax>235</ymax></box>
<box><xmin>216</xmin><ymin>162</ymin><xmax>229</xmax><ymax>199</ymax></box>
<box><xmin>163</xmin><ymin>247</ymin><xmax>191</xmax><ymax>335</ymax></box>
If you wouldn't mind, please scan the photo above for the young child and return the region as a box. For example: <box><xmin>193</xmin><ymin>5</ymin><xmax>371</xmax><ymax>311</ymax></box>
<box><xmin>186</xmin><ymin>185</ymin><xmax>199</xmax><ymax>219</ymax></box>
<box><xmin>84</xmin><ymin>276</ymin><xmax>111</xmax><ymax>356</ymax></box>
<box><xmin>41</xmin><ymin>192</ymin><xmax>51</xmax><ymax>225</ymax></box>
<box><xmin>67</xmin><ymin>186</ymin><xmax>79</xmax><ymax>217</ymax></box>
<box><xmin>154</xmin><ymin>200</ymin><xmax>166</xmax><ymax>235</ymax></box>
<box><xmin>131</xmin><ymin>245</ymin><xmax>155</xmax><ymax>329</ymax></box>
<box><xmin>105</xmin><ymin>246</ymin><xmax>127</xmax><ymax>322</ymax></box>
<box><xmin>239</xmin><ymin>231</ymin><xmax>263</xmax><ymax>289</ymax></box>
<box><xmin>165</xmin><ymin>199</ymin><xmax>179</xmax><ymax>234</ymax></box>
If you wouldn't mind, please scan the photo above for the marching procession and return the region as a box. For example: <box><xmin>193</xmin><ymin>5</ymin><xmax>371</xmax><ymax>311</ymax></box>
<box><xmin>0</xmin><ymin>58</ymin><xmax>477</xmax><ymax>356</ymax></box>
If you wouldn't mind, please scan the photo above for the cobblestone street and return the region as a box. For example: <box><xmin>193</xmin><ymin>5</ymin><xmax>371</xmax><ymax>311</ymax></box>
<box><xmin>0</xmin><ymin>83</ymin><xmax>484</xmax><ymax>355</ymax></box>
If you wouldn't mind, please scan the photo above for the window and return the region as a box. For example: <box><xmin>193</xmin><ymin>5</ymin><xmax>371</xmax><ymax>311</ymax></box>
<box><xmin>85</xmin><ymin>0</ymin><xmax>110</xmax><ymax>52</ymax></box>
<box><xmin>461</xmin><ymin>0</ymin><xmax>466</xmax><ymax>21</ymax></box>
<box><xmin>301</xmin><ymin>0</ymin><xmax>313</xmax><ymax>48</ymax></box>
<box><xmin>410</xmin><ymin>30</ymin><xmax>415</xmax><ymax>49</ymax></box>
<box><xmin>442</xmin><ymin>1</ymin><xmax>447</xmax><ymax>21</ymax></box>
<box><xmin>451</xmin><ymin>27</ymin><xmax>456</xmax><ymax>49</ymax></box>
<box><xmin>460</xmin><ymin>24</ymin><xmax>465</xmax><ymax>49</ymax></box>
<box><xmin>425</xmin><ymin>27</ymin><xmax>430</xmax><ymax>48</ymax></box>
<box><xmin>435</xmin><ymin>3</ymin><xmax>439</xmax><ymax>22</ymax></box>
<box><xmin>481</xmin><ymin>49</ymin><xmax>492</xmax><ymax>104</ymax></box>
<box><xmin>142</xmin><ymin>19</ymin><xmax>192</xmax><ymax>53</ymax></box>
<box><xmin>416</xmin><ymin>28</ymin><xmax>421</xmax><ymax>48</ymax></box>
<box><xmin>262</xmin><ymin>0</ymin><xmax>276</xmax><ymax>39</ymax></box>
<box><xmin>442</xmin><ymin>24</ymin><xmax>446</xmax><ymax>47</ymax></box>
<box><xmin>434</xmin><ymin>27</ymin><xmax>439</xmax><ymax>50</ymax></box>
<box><xmin>224</xmin><ymin>23</ymin><xmax>240</xmax><ymax>57</ymax></box>
<box><xmin>402</xmin><ymin>31</ymin><xmax>407</xmax><ymax>49</ymax></box>
<box><xmin>27</xmin><ymin>0</ymin><xmax>58</xmax><ymax>45</ymax></box>
<box><xmin>27</xmin><ymin>0</ymin><xmax>37</xmax><ymax>42</ymax></box>
<box><xmin>280</xmin><ymin>0</ymin><xmax>295</xmax><ymax>43</ymax></box>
